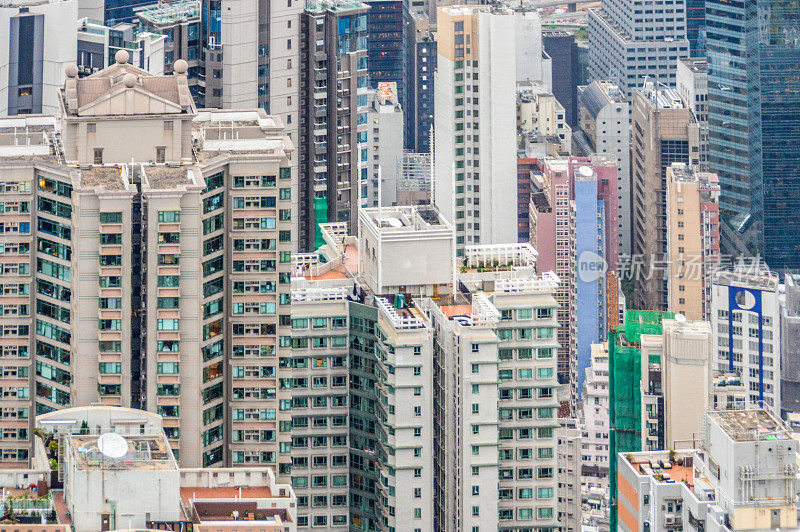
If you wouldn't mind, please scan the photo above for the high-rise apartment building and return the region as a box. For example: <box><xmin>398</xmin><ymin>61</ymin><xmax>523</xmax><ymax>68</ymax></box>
<box><xmin>0</xmin><ymin>55</ymin><xmax>297</xmax><ymax>469</ymax></box>
<box><xmin>639</xmin><ymin>318</ymin><xmax>713</xmax><ymax>450</ymax></box>
<box><xmin>576</xmin><ymin>81</ymin><xmax>630</xmax><ymax>256</ymax></box>
<box><xmin>529</xmin><ymin>160</ymin><xmax>576</xmax><ymax>414</ymax></box>
<box><xmin>291</xmin><ymin>209</ymin><xmax>561</xmax><ymax>531</ymax></box>
<box><xmin>542</xmin><ymin>30</ymin><xmax>579</xmax><ymax>127</ymax></box>
<box><xmin>607</xmin><ymin>309</ymin><xmax>672</xmax><ymax>530</ymax></box>
<box><xmin>193</xmin><ymin>0</ymin><xmax>302</xmax><ymax>159</ymax></box>
<box><xmin>528</xmin><ymin>156</ymin><xmax>618</xmax><ymax>413</ymax></box>
<box><xmin>136</xmin><ymin>0</ymin><xmax>203</xmax><ymax>102</ymax></box>
<box><xmin>364</xmin><ymin>82</ymin><xmax>403</xmax><ymax>207</ymax></box>
<box><xmin>631</xmin><ymin>84</ymin><xmax>701</xmax><ymax>312</ymax></box>
<box><xmin>573</xmin><ymin>157</ymin><xmax>618</xmax><ymax>389</ymax></box>
<box><xmin>676</xmin><ymin>57</ymin><xmax>709</xmax><ymax>170</ymax></box>
<box><xmin>781</xmin><ymin>274</ymin><xmax>800</xmax><ymax>417</ymax></box>
<box><xmin>557</xmin><ymin>420</ymin><xmax>582</xmax><ymax>532</ymax></box>
<box><xmin>711</xmin><ymin>268</ymin><xmax>781</xmax><ymax>413</ymax></box>
<box><xmin>665</xmin><ymin>164</ymin><xmax>720</xmax><ymax>321</ymax></box>
<box><xmin>297</xmin><ymin>0</ymin><xmax>369</xmax><ymax>250</ymax></box>
<box><xmin>0</xmin><ymin>0</ymin><xmax>78</xmax><ymax>116</ymax></box>
<box><xmin>581</xmin><ymin>343</ymin><xmax>610</xmax><ymax>491</ymax></box>
<box><xmin>77</xmin><ymin>19</ymin><xmax>166</xmax><ymax>77</ymax></box>
<box><xmin>364</xmin><ymin>0</ymin><xmax>404</xmax><ymax>103</ymax></box>
<box><xmin>587</xmin><ymin>0</ymin><xmax>690</xmax><ymax>95</ymax></box>
<box><xmin>516</xmin><ymin>81</ymin><xmax>572</xmax><ymax>155</ymax></box>
<box><xmin>434</xmin><ymin>4</ymin><xmax>518</xmax><ymax>254</ymax></box>
<box><xmin>403</xmin><ymin>11</ymin><xmax>435</xmax><ymax>153</ymax></box>
<box><xmin>618</xmin><ymin>409</ymin><xmax>799</xmax><ymax>532</ymax></box>
<box><xmin>706</xmin><ymin>0</ymin><xmax>800</xmax><ymax>268</ymax></box>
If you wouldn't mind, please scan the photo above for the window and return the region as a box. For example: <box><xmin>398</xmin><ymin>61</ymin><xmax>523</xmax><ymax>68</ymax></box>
<box><xmin>99</xmin><ymin>212</ymin><xmax>122</xmax><ymax>224</ymax></box>
<box><xmin>158</xmin><ymin>211</ymin><xmax>180</xmax><ymax>223</ymax></box>
<box><xmin>156</xmin><ymin>146</ymin><xmax>166</xmax><ymax>163</ymax></box>
<box><xmin>157</xmin><ymin>362</ymin><xmax>179</xmax><ymax>374</ymax></box>
<box><xmin>94</xmin><ymin>148</ymin><xmax>103</xmax><ymax>164</ymax></box>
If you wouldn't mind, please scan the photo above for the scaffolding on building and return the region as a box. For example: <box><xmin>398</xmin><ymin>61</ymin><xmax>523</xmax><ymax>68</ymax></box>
<box><xmin>608</xmin><ymin>309</ymin><xmax>673</xmax><ymax>531</ymax></box>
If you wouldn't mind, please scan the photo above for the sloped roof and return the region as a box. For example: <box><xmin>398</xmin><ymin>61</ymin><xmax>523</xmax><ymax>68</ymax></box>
<box><xmin>63</xmin><ymin>51</ymin><xmax>194</xmax><ymax>116</ymax></box>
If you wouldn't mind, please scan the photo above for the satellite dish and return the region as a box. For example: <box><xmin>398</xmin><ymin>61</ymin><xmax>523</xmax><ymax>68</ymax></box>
<box><xmin>674</xmin><ymin>313</ymin><xmax>687</xmax><ymax>323</ymax></box>
<box><xmin>97</xmin><ymin>433</ymin><xmax>128</xmax><ymax>459</ymax></box>
<box><xmin>578</xmin><ymin>166</ymin><xmax>593</xmax><ymax>177</ymax></box>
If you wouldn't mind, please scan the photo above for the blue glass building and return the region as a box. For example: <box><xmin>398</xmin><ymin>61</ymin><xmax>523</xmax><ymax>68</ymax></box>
<box><xmin>707</xmin><ymin>0</ymin><xmax>800</xmax><ymax>269</ymax></box>
<box><xmin>365</xmin><ymin>0</ymin><xmax>405</xmax><ymax>105</ymax></box>
<box><xmin>105</xmin><ymin>0</ymin><xmax>157</xmax><ymax>25</ymax></box>
<box><xmin>685</xmin><ymin>0</ymin><xmax>706</xmax><ymax>56</ymax></box>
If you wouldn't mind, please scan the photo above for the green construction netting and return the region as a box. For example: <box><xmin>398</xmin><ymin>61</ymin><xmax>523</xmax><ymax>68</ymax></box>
<box><xmin>314</xmin><ymin>197</ymin><xmax>328</xmax><ymax>250</ymax></box>
<box><xmin>609</xmin><ymin>309</ymin><xmax>673</xmax><ymax>530</ymax></box>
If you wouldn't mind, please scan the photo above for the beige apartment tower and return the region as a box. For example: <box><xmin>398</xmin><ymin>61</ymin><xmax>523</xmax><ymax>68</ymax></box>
<box><xmin>665</xmin><ymin>164</ymin><xmax>720</xmax><ymax>321</ymax></box>
<box><xmin>631</xmin><ymin>83</ymin><xmax>701</xmax><ymax>312</ymax></box>
<box><xmin>0</xmin><ymin>53</ymin><xmax>296</xmax><ymax>469</ymax></box>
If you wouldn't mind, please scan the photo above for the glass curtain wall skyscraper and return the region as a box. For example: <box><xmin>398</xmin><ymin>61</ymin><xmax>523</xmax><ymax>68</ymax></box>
<box><xmin>707</xmin><ymin>0</ymin><xmax>800</xmax><ymax>269</ymax></box>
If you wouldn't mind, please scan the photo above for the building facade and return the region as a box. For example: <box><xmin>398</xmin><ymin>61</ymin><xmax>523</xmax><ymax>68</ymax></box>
<box><xmin>665</xmin><ymin>164</ymin><xmax>720</xmax><ymax>321</ymax></box>
<box><xmin>631</xmin><ymin>84</ymin><xmax>701</xmax><ymax>312</ymax></box>
<box><xmin>403</xmin><ymin>11</ymin><xmax>435</xmax><ymax>153</ymax></box>
<box><xmin>676</xmin><ymin>57</ymin><xmax>709</xmax><ymax>170</ymax></box>
<box><xmin>136</xmin><ymin>0</ymin><xmax>203</xmax><ymax>103</ymax></box>
<box><xmin>706</xmin><ymin>0</ymin><xmax>800</xmax><ymax>268</ymax></box>
<box><xmin>364</xmin><ymin>82</ymin><xmax>403</xmax><ymax>207</ymax></box>
<box><xmin>587</xmin><ymin>0</ymin><xmax>690</xmax><ymax>95</ymax></box>
<box><xmin>0</xmin><ymin>0</ymin><xmax>78</xmax><ymax>116</ymax></box>
<box><xmin>781</xmin><ymin>274</ymin><xmax>800</xmax><ymax>417</ymax></box>
<box><xmin>711</xmin><ymin>268</ymin><xmax>781</xmax><ymax>413</ymax></box>
<box><xmin>77</xmin><ymin>19</ymin><xmax>165</xmax><ymax>77</ymax></box>
<box><xmin>298</xmin><ymin>0</ymin><xmax>369</xmax><ymax>251</ymax></box>
<box><xmin>576</xmin><ymin>80</ymin><xmax>631</xmax><ymax>256</ymax></box>
<box><xmin>0</xmin><ymin>55</ymin><xmax>298</xmax><ymax>471</ymax></box>
<box><xmin>618</xmin><ymin>409</ymin><xmax>799</xmax><ymax>532</ymax></box>
<box><xmin>434</xmin><ymin>5</ymin><xmax>518</xmax><ymax>255</ymax></box>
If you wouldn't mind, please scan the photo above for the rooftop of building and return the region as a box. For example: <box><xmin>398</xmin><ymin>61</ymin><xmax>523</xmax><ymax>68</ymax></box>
<box><xmin>661</xmin><ymin>316</ymin><xmax>712</xmax><ymax>336</ymax></box>
<box><xmin>626</xmin><ymin>450</ymin><xmax>695</xmax><ymax>489</ymax></box>
<box><xmin>375</xmin><ymin>294</ymin><xmax>429</xmax><ymax>331</ymax></box>
<box><xmin>438</xmin><ymin>3</ymin><xmax>511</xmax><ymax>16</ymax></box>
<box><xmin>66</xmin><ymin>433</ymin><xmax>177</xmax><ymax>471</ymax></box>
<box><xmin>138</xmin><ymin>163</ymin><xmax>200</xmax><ymax>190</ymax></box>
<box><xmin>78</xmin><ymin>164</ymin><xmax>130</xmax><ymax>191</ymax></box>
<box><xmin>668</xmin><ymin>162</ymin><xmax>718</xmax><ymax>185</ymax></box>
<box><xmin>679</xmin><ymin>57</ymin><xmax>708</xmax><ymax>73</ymax></box>
<box><xmin>517</xmin><ymin>80</ymin><xmax>556</xmax><ymax>100</ymax></box>
<box><xmin>0</xmin><ymin>116</ymin><xmax>57</xmax><ymax>158</ymax></box>
<box><xmin>305</xmin><ymin>0</ymin><xmax>369</xmax><ymax>14</ymax></box>
<box><xmin>712</xmin><ymin>266</ymin><xmax>779</xmax><ymax>291</ymax></box>
<box><xmin>713</xmin><ymin>372</ymin><xmax>744</xmax><ymax>388</ymax></box>
<box><xmin>639</xmin><ymin>82</ymin><xmax>688</xmax><ymax>109</ymax></box>
<box><xmin>136</xmin><ymin>0</ymin><xmax>200</xmax><ymax>25</ymax></box>
<box><xmin>359</xmin><ymin>205</ymin><xmax>451</xmax><ymax>234</ymax></box>
<box><xmin>589</xmin><ymin>7</ymin><xmax>689</xmax><ymax>46</ymax></box>
<box><xmin>193</xmin><ymin>110</ymin><xmax>291</xmax><ymax>157</ymax></box>
<box><xmin>61</xmin><ymin>50</ymin><xmax>195</xmax><ymax>117</ymax></box>
<box><xmin>463</xmin><ymin>243</ymin><xmax>538</xmax><ymax>273</ymax></box>
<box><xmin>709</xmin><ymin>409</ymin><xmax>793</xmax><ymax>442</ymax></box>
<box><xmin>578</xmin><ymin>81</ymin><xmax>626</xmax><ymax>117</ymax></box>
<box><xmin>76</xmin><ymin>162</ymin><xmax>198</xmax><ymax>193</ymax></box>
<box><xmin>292</xmin><ymin>221</ymin><xmax>359</xmax><ymax>284</ymax></box>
